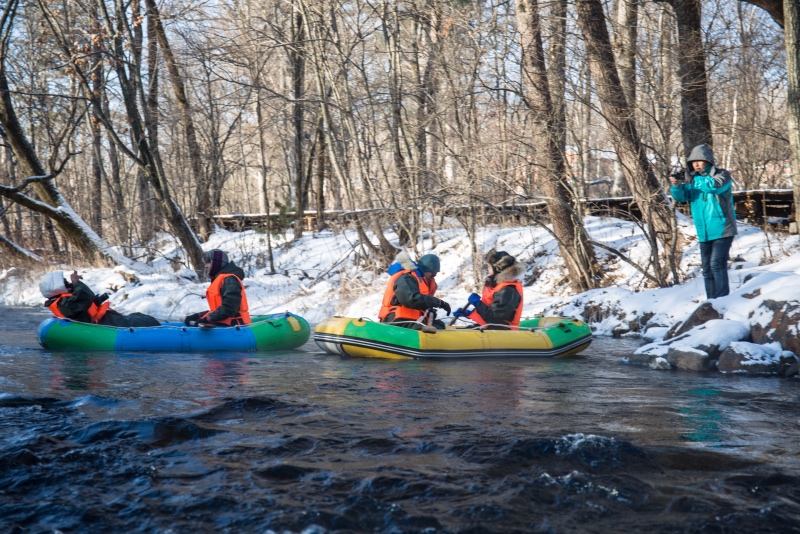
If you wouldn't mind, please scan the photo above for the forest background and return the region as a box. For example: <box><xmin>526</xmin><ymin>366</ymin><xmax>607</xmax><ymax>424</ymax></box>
<box><xmin>0</xmin><ymin>0</ymin><xmax>797</xmax><ymax>296</ymax></box>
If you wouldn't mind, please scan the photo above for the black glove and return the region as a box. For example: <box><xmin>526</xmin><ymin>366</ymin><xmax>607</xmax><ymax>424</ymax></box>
<box><xmin>438</xmin><ymin>299</ymin><xmax>451</xmax><ymax>316</ymax></box>
<box><xmin>197</xmin><ymin>316</ymin><xmax>211</xmax><ymax>325</ymax></box>
<box><xmin>93</xmin><ymin>293</ymin><xmax>109</xmax><ymax>306</ymax></box>
<box><xmin>184</xmin><ymin>312</ymin><xmax>205</xmax><ymax>326</ymax></box>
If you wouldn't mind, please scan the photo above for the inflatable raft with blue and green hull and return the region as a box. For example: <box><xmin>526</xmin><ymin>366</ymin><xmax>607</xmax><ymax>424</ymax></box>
<box><xmin>37</xmin><ymin>312</ymin><xmax>310</xmax><ymax>352</ymax></box>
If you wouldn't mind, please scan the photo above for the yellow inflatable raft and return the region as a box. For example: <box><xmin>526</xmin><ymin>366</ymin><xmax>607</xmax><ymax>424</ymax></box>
<box><xmin>313</xmin><ymin>316</ymin><xmax>592</xmax><ymax>360</ymax></box>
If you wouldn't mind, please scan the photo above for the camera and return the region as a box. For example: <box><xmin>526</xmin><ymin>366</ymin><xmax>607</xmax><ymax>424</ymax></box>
<box><xmin>669</xmin><ymin>166</ymin><xmax>687</xmax><ymax>182</ymax></box>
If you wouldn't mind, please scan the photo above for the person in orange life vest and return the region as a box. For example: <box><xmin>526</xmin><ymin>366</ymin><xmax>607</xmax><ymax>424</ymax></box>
<box><xmin>184</xmin><ymin>249</ymin><xmax>251</xmax><ymax>327</ymax></box>
<box><xmin>454</xmin><ymin>251</ymin><xmax>524</xmax><ymax>329</ymax></box>
<box><xmin>40</xmin><ymin>270</ymin><xmax>160</xmax><ymax>327</ymax></box>
<box><xmin>378</xmin><ymin>251</ymin><xmax>451</xmax><ymax>330</ymax></box>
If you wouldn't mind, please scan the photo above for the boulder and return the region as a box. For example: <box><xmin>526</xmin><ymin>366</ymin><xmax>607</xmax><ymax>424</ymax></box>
<box><xmin>717</xmin><ymin>342</ymin><xmax>798</xmax><ymax>375</ymax></box>
<box><xmin>664</xmin><ymin>302</ymin><xmax>722</xmax><ymax>341</ymax></box>
<box><xmin>666</xmin><ymin>345</ymin><xmax>712</xmax><ymax>371</ymax></box>
<box><xmin>631</xmin><ymin>319</ymin><xmax>751</xmax><ymax>372</ymax></box>
<box><xmin>627</xmin><ymin>348</ymin><xmax>666</xmax><ymax>367</ymax></box>
<box><xmin>650</xmin><ymin>357</ymin><xmax>672</xmax><ymax>370</ymax></box>
<box><xmin>630</xmin><ymin>342</ymin><xmax>669</xmax><ymax>366</ymax></box>
<box><xmin>749</xmin><ymin>300</ymin><xmax>800</xmax><ymax>355</ymax></box>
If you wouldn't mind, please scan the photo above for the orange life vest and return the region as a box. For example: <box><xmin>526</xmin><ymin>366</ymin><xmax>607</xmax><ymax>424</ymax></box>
<box><xmin>471</xmin><ymin>280</ymin><xmax>523</xmax><ymax>328</ymax></box>
<box><xmin>47</xmin><ymin>294</ymin><xmax>110</xmax><ymax>324</ymax></box>
<box><xmin>378</xmin><ymin>270</ymin><xmax>438</xmax><ymax>322</ymax></box>
<box><xmin>203</xmin><ymin>273</ymin><xmax>251</xmax><ymax>325</ymax></box>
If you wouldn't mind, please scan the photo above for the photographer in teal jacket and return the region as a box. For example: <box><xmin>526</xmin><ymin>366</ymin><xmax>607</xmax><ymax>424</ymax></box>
<box><xmin>669</xmin><ymin>144</ymin><xmax>737</xmax><ymax>299</ymax></box>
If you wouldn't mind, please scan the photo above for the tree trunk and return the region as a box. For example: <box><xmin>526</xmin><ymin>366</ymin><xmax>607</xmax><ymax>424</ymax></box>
<box><xmin>575</xmin><ymin>0</ymin><xmax>679</xmax><ymax>285</ymax></box>
<box><xmin>291</xmin><ymin>3</ymin><xmax>307</xmax><ymax>240</ymax></box>
<box><xmin>89</xmin><ymin>3</ymin><xmax>104</xmax><ymax>238</ymax></box>
<box><xmin>516</xmin><ymin>0</ymin><xmax>598</xmax><ymax>292</ymax></box>
<box><xmin>386</xmin><ymin>1</ymin><xmax>413</xmax><ymax>247</ymax></box>
<box><xmin>314</xmin><ymin>112</ymin><xmax>326</xmax><ymax>230</ymax></box>
<box><xmin>785</xmin><ymin>0</ymin><xmax>800</xmax><ymax>228</ymax></box>
<box><xmin>145</xmin><ymin>0</ymin><xmax>210</xmax><ymax>241</ymax></box>
<box><xmin>613</xmin><ymin>0</ymin><xmax>638</xmax><ymax>108</ymax></box>
<box><xmin>548</xmin><ymin>0</ymin><xmax>568</xmax><ymax>151</ymax></box>
<box><xmin>139</xmin><ymin>0</ymin><xmax>159</xmax><ymax>244</ymax></box>
<box><xmin>668</xmin><ymin>0</ymin><xmax>713</xmax><ymax>152</ymax></box>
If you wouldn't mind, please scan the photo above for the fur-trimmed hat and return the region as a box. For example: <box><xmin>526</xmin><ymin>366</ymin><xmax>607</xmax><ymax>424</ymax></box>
<box><xmin>486</xmin><ymin>250</ymin><xmax>516</xmax><ymax>273</ymax></box>
<box><xmin>203</xmin><ymin>249</ymin><xmax>229</xmax><ymax>278</ymax></box>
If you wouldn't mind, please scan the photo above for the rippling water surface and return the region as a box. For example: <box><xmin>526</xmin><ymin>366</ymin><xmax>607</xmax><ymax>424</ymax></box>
<box><xmin>1</xmin><ymin>306</ymin><xmax>799</xmax><ymax>533</ymax></box>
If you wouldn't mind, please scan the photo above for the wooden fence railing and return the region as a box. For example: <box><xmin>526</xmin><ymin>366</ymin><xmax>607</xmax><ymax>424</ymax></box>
<box><xmin>210</xmin><ymin>189</ymin><xmax>796</xmax><ymax>233</ymax></box>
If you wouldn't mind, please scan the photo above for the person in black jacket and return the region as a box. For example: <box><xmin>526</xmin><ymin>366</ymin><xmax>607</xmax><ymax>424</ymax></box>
<box><xmin>184</xmin><ymin>249</ymin><xmax>251</xmax><ymax>327</ymax></box>
<box><xmin>41</xmin><ymin>270</ymin><xmax>160</xmax><ymax>327</ymax></box>
<box><xmin>378</xmin><ymin>251</ymin><xmax>451</xmax><ymax>330</ymax></box>
<box><xmin>454</xmin><ymin>251</ymin><xmax>525</xmax><ymax>329</ymax></box>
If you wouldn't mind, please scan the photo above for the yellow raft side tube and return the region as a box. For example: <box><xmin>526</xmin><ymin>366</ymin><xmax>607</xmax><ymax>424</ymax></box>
<box><xmin>314</xmin><ymin>316</ymin><xmax>592</xmax><ymax>360</ymax></box>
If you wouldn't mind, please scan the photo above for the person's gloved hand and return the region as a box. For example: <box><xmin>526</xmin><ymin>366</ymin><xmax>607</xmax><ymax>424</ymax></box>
<box><xmin>453</xmin><ymin>307</ymin><xmax>472</xmax><ymax>318</ymax></box>
<box><xmin>438</xmin><ymin>299</ymin><xmax>451</xmax><ymax>316</ymax></box>
<box><xmin>184</xmin><ymin>312</ymin><xmax>205</xmax><ymax>326</ymax></box>
<box><xmin>467</xmin><ymin>293</ymin><xmax>481</xmax><ymax>306</ymax></box>
<box><xmin>196</xmin><ymin>316</ymin><xmax>211</xmax><ymax>326</ymax></box>
<box><xmin>93</xmin><ymin>293</ymin><xmax>109</xmax><ymax>306</ymax></box>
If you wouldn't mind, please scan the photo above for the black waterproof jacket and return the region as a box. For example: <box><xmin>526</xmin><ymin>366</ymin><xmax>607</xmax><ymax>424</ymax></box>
<box><xmin>471</xmin><ymin>283</ymin><xmax>521</xmax><ymax>326</ymax></box>
<box><xmin>392</xmin><ymin>272</ymin><xmax>440</xmax><ymax>311</ymax></box>
<box><xmin>45</xmin><ymin>281</ymin><xmax>160</xmax><ymax>327</ymax></box>
<box><xmin>205</xmin><ymin>262</ymin><xmax>247</xmax><ymax>323</ymax></box>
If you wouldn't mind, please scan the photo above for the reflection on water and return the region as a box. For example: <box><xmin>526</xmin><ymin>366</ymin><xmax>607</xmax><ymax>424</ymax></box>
<box><xmin>679</xmin><ymin>387</ymin><xmax>725</xmax><ymax>443</ymax></box>
<box><xmin>52</xmin><ymin>353</ymin><xmax>110</xmax><ymax>391</ymax></box>
<box><xmin>1</xmin><ymin>307</ymin><xmax>799</xmax><ymax>532</ymax></box>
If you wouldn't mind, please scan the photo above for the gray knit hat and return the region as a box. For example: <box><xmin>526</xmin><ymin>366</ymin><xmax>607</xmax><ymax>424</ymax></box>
<box><xmin>203</xmin><ymin>249</ymin><xmax>229</xmax><ymax>278</ymax></box>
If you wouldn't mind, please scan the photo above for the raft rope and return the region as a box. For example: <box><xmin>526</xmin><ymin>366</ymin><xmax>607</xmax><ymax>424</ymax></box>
<box><xmin>49</xmin><ymin>312</ymin><xmax>297</xmax><ymax>330</ymax></box>
<box><xmin>359</xmin><ymin>316</ymin><xmax>551</xmax><ymax>332</ymax></box>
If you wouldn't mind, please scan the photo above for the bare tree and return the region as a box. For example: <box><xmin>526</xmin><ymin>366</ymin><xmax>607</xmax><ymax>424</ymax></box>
<box><xmin>662</xmin><ymin>0</ymin><xmax>713</xmax><ymax>151</ymax></box>
<box><xmin>783</xmin><ymin>0</ymin><xmax>800</xmax><ymax>228</ymax></box>
<box><xmin>35</xmin><ymin>0</ymin><xmax>204</xmax><ymax>273</ymax></box>
<box><xmin>144</xmin><ymin>0</ymin><xmax>209</xmax><ymax>242</ymax></box>
<box><xmin>516</xmin><ymin>0</ymin><xmax>598</xmax><ymax>291</ymax></box>
<box><xmin>0</xmin><ymin>0</ymin><xmax>129</xmax><ymax>266</ymax></box>
<box><xmin>574</xmin><ymin>0</ymin><xmax>679</xmax><ymax>285</ymax></box>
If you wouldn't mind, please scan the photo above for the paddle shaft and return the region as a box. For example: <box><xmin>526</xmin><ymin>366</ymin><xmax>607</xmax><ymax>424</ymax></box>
<box><xmin>448</xmin><ymin>302</ymin><xmax>473</xmax><ymax>326</ymax></box>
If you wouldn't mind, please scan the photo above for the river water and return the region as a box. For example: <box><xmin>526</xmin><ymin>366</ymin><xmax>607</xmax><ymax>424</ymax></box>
<box><xmin>1</xmin><ymin>306</ymin><xmax>799</xmax><ymax>533</ymax></box>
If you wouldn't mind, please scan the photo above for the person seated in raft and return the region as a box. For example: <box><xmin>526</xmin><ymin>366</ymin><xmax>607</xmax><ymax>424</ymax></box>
<box><xmin>184</xmin><ymin>249</ymin><xmax>251</xmax><ymax>327</ymax></box>
<box><xmin>378</xmin><ymin>251</ymin><xmax>451</xmax><ymax>330</ymax></box>
<box><xmin>41</xmin><ymin>270</ymin><xmax>161</xmax><ymax>327</ymax></box>
<box><xmin>454</xmin><ymin>251</ymin><xmax>524</xmax><ymax>330</ymax></box>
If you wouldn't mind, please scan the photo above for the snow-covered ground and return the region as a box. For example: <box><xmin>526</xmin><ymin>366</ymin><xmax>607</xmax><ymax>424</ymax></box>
<box><xmin>2</xmin><ymin>213</ymin><xmax>800</xmax><ymax>348</ymax></box>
